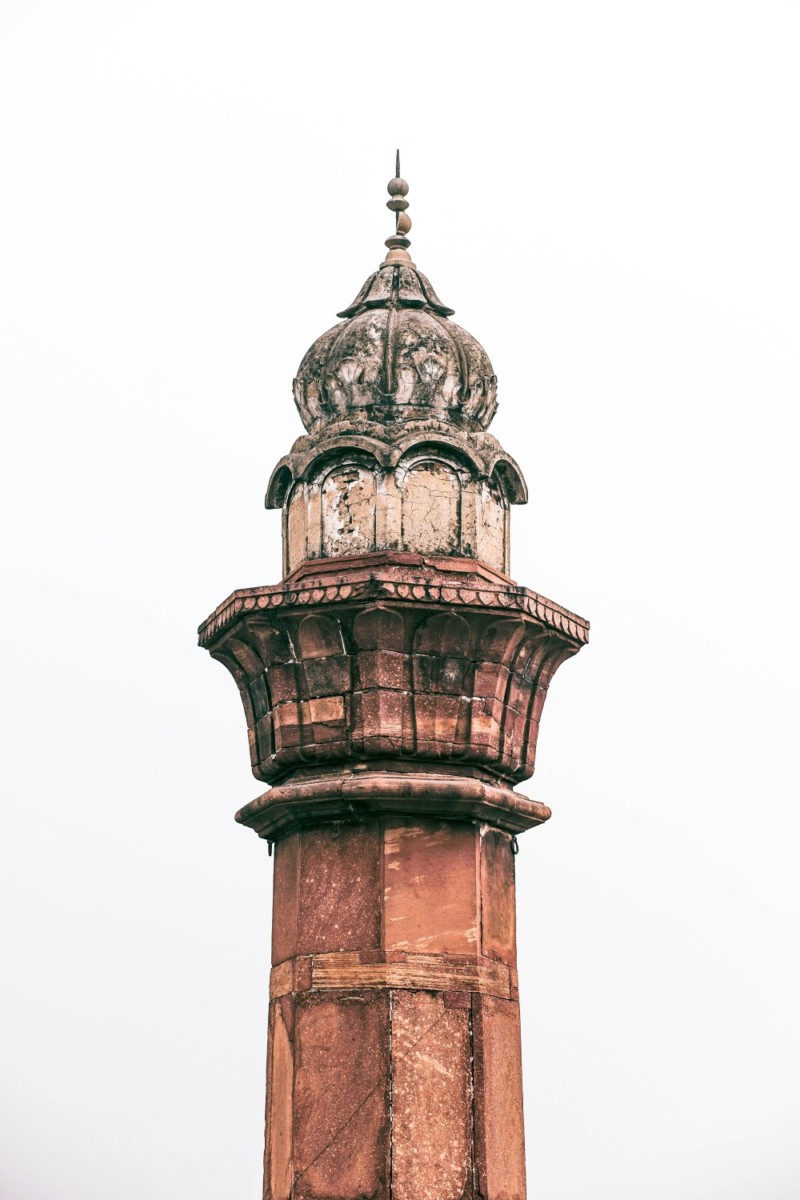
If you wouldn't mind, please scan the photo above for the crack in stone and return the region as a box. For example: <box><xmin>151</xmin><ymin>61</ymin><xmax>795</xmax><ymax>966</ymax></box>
<box><xmin>293</xmin><ymin>1007</ymin><xmax>454</xmax><ymax>1187</ymax></box>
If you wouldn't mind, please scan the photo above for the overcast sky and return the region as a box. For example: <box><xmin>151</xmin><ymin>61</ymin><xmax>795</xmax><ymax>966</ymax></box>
<box><xmin>1</xmin><ymin>2</ymin><xmax>799</xmax><ymax>1198</ymax></box>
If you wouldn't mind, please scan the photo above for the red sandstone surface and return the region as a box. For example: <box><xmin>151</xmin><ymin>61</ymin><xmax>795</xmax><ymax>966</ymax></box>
<box><xmin>200</xmin><ymin>183</ymin><xmax>587</xmax><ymax>1198</ymax></box>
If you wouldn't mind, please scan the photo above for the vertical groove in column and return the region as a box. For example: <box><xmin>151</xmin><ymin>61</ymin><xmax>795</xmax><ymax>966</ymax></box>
<box><xmin>468</xmin><ymin>1000</ymin><xmax>479</xmax><ymax>1200</ymax></box>
<box><xmin>388</xmin><ymin>988</ymin><xmax>394</xmax><ymax>1200</ymax></box>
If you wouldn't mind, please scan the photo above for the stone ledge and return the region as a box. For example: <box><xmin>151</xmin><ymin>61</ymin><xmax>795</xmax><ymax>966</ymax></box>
<box><xmin>198</xmin><ymin>552</ymin><xmax>589</xmax><ymax>649</ymax></box>
<box><xmin>236</xmin><ymin>770</ymin><xmax>551</xmax><ymax>841</ymax></box>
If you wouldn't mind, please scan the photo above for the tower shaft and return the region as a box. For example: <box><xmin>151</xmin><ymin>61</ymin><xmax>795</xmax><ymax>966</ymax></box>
<box><xmin>265</xmin><ymin>818</ymin><xmax>524</xmax><ymax>1200</ymax></box>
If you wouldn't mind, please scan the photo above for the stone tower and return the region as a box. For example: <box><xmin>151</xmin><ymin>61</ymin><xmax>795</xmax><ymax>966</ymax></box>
<box><xmin>199</xmin><ymin>158</ymin><xmax>588</xmax><ymax>1200</ymax></box>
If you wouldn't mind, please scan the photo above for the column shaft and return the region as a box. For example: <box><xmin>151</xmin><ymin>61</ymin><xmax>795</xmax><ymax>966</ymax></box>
<box><xmin>264</xmin><ymin>818</ymin><xmax>526</xmax><ymax>1200</ymax></box>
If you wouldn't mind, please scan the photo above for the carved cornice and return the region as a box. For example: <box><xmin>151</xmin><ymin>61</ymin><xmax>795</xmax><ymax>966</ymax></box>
<box><xmin>198</xmin><ymin>554</ymin><xmax>588</xmax><ymax>794</ymax></box>
<box><xmin>199</xmin><ymin>554</ymin><xmax>588</xmax><ymax>649</ymax></box>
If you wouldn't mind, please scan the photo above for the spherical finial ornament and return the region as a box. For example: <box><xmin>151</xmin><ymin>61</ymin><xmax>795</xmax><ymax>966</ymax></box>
<box><xmin>385</xmin><ymin>149</ymin><xmax>412</xmax><ymax>259</ymax></box>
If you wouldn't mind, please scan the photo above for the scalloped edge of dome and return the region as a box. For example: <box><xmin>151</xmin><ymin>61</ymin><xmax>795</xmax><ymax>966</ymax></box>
<box><xmin>337</xmin><ymin>263</ymin><xmax>454</xmax><ymax>318</ymax></box>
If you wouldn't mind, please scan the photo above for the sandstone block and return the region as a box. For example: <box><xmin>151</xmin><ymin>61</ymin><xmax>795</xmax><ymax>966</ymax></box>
<box><xmin>264</xmin><ymin>999</ymin><xmax>294</xmax><ymax>1200</ymax></box>
<box><xmin>273</xmin><ymin>826</ymin><xmax>383</xmax><ymax>962</ymax></box>
<box><xmin>272</xmin><ymin>833</ymin><xmax>301</xmax><ymax>966</ymax></box>
<box><xmin>292</xmin><ymin>991</ymin><xmax>390</xmax><ymax>1200</ymax></box>
<box><xmin>301</xmin><ymin>654</ymin><xmax>352</xmax><ymax>698</ymax></box>
<box><xmin>480</xmin><ymin>828</ymin><xmax>517</xmax><ymax>967</ymax></box>
<box><xmin>391</xmin><ymin>991</ymin><xmax>473</xmax><ymax>1200</ymax></box>
<box><xmin>296</xmin><ymin>825</ymin><xmax>381</xmax><ymax>956</ymax></box>
<box><xmin>355</xmin><ymin>648</ymin><xmax>410</xmax><ymax>691</ymax></box>
<box><xmin>472</xmin><ymin>994</ymin><xmax>526</xmax><ymax>1200</ymax></box>
<box><xmin>383</xmin><ymin>820</ymin><xmax>479</xmax><ymax>954</ymax></box>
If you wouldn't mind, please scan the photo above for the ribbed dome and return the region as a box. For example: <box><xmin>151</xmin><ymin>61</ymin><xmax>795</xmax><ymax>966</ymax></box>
<box><xmin>292</xmin><ymin>262</ymin><xmax>498</xmax><ymax>433</ymax></box>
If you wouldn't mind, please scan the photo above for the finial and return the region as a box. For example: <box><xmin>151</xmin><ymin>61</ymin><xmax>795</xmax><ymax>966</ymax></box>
<box><xmin>384</xmin><ymin>149</ymin><xmax>412</xmax><ymax>265</ymax></box>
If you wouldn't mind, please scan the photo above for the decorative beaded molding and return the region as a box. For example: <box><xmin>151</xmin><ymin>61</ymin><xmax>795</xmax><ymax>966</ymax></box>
<box><xmin>199</xmin><ymin>568</ymin><xmax>588</xmax><ymax>649</ymax></box>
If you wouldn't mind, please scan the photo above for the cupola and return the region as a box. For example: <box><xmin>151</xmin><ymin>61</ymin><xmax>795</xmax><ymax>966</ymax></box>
<box><xmin>268</xmin><ymin>156</ymin><xmax>527</xmax><ymax>576</ymax></box>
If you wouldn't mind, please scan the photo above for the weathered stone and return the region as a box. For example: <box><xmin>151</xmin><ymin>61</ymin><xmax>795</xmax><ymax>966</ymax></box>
<box><xmin>350</xmin><ymin>688</ymin><xmax>409</xmax><ymax>755</ymax></box>
<box><xmin>354</xmin><ymin>647</ymin><xmax>410</xmax><ymax>691</ymax></box>
<box><xmin>203</xmin><ymin>554</ymin><xmax>586</xmax><ymax>786</ymax></box>
<box><xmin>271</xmin><ymin>826</ymin><xmax>382</xmax><ymax>963</ymax></box>
<box><xmin>292</xmin><ymin>991</ymin><xmax>390</xmax><ymax>1200</ymax></box>
<box><xmin>264</xmin><ymin>999</ymin><xmax>293</xmax><ymax>1200</ymax></box>
<box><xmin>264</xmin><ymin>816</ymin><xmax>525</xmax><ymax>1197</ymax></box>
<box><xmin>472</xmin><ymin>994</ymin><xmax>527</xmax><ymax>1200</ymax></box>
<box><xmin>282</xmin><ymin>463</ymin><xmax>513</xmax><ymax>573</ymax></box>
<box><xmin>271</xmin><ymin>833</ymin><xmax>300</xmax><ymax>966</ymax></box>
<box><xmin>293</xmin><ymin>262</ymin><xmax>497</xmax><ymax>432</ymax></box>
<box><xmin>384</xmin><ymin>820</ymin><xmax>479</xmax><ymax>954</ymax></box>
<box><xmin>272</xmin><ymin>255</ymin><xmax>527</xmax><ymax>571</ymax></box>
<box><xmin>300</xmin><ymin>653</ymin><xmax>352</xmax><ymax>699</ymax></box>
<box><xmin>400</xmin><ymin>459</ymin><xmax>461</xmax><ymax>556</ymax></box>
<box><xmin>239</xmin><ymin>771</ymin><xmax>551</xmax><ymax>843</ymax></box>
<box><xmin>320</xmin><ymin>465</ymin><xmax>376</xmax><ymax>558</ymax></box>
<box><xmin>391</xmin><ymin>991</ymin><xmax>473</xmax><ymax>1200</ymax></box>
<box><xmin>295</xmin><ymin>825</ymin><xmax>381</xmax><ymax>956</ymax></box>
<box><xmin>308</xmin><ymin>950</ymin><xmax>511</xmax><ymax>998</ymax></box>
<box><xmin>480</xmin><ymin>827</ymin><xmax>517</xmax><ymax>967</ymax></box>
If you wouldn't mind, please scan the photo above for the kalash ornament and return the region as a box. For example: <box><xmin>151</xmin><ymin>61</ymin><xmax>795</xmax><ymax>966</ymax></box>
<box><xmin>199</xmin><ymin>154</ymin><xmax>588</xmax><ymax>1200</ymax></box>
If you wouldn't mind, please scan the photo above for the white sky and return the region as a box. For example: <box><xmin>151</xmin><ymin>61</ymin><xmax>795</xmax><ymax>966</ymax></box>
<box><xmin>1</xmin><ymin>2</ymin><xmax>799</xmax><ymax>1197</ymax></box>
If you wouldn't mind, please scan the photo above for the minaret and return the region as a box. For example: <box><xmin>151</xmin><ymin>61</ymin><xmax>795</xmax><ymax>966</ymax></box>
<box><xmin>199</xmin><ymin>158</ymin><xmax>588</xmax><ymax>1200</ymax></box>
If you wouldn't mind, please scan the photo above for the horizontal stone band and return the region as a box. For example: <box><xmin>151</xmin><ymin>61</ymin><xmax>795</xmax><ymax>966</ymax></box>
<box><xmin>270</xmin><ymin>951</ymin><xmax>515</xmax><ymax>1001</ymax></box>
<box><xmin>238</xmin><ymin>771</ymin><xmax>550</xmax><ymax>840</ymax></box>
<box><xmin>198</xmin><ymin>553</ymin><xmax>589</xmax><ymax>648</ymax></box>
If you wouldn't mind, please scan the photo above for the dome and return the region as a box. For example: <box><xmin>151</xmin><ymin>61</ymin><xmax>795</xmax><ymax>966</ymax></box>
<box><xmin>293</xmin><ymin>262</ymin><xmax>498</xmax><ymax>434</ymax></box>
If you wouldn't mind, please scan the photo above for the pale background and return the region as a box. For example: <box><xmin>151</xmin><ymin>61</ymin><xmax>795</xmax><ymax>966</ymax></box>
<box><xmin>1</xmin><ymin>2</ymin><xmax>798</xmax><ymax>1197</ymax></box>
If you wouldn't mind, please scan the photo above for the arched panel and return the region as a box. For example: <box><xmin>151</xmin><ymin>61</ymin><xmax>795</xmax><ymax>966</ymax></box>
<box><xmin>477</xmin><ymin>619</ymin><xmax>528</xmax><ymax>664</ymax></box>
<box><xmin>266</xmin><ymin>462</ymin><xmax>293</xmax><ymax>509</ymax></box>
<box><xmin>490</xmin><ymin>458</ymin><xmax>528</xmax><ymax>505</ymax></box>
<box><xmin>302</xmin><ymin>444</ymin><xmax>381</xmax><ymax>484</ymax></box>
<box><xmin>352</xmin><ymin>606</ymin><xmax>406</xmax><ymax>652</ymax></box>
<box><xmin>321</xmin><ymin>465</ymin><xmax>377</xmax><ymax>558</ymax></box>
<box><xmin>286</xmin><ymin>484</ymin><xmax>309</xmax><ymax>572</ymax></box>
<box><xmin>412</xmin><ymin>612</ymin><xmax>472</xmax><ymax>759</ymax></box>
<box><xmin>400</xmin><ymin>460</ymin><xmax>461</xmax><ymax>556</ymax></box>
<box><xmin>414</xmin><ymin>612</ymin><xmax>471</xmax><ymax>657</ymax></box>
<box><xmin>475</xmin><ymin>478</ymin><xmax>508</xmax><ymax>573</ymax></box>
<box><xmin>248</xmin><ymin>623</ymin><xmax>294</xmax><ymax>669</ymax></box>
<box><xmin>297</xmin><ymin>614</ymin><xmax>344</xmax><ymax>660</ymax></box>
<box><xmin>394</xmin><ymin>437</ymin><xmax>482</xmax><ymax>476</ymax></box>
